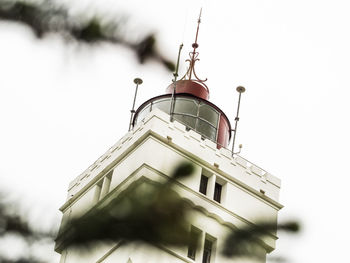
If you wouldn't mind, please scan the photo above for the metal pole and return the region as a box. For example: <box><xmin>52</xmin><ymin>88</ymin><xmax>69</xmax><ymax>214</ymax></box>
<box><xmin>170</xmin><ymin>44</ymin><xmax>183</xmax><ymax>122</ymax></box>
<box><xmin>232</xmin><ymin>86</ymin><xmax>245</xmax><ymax>155</ymax></box>
<box><xmin>128</xmin><ymin>78</ymin><xmax>143</xmax><ymax>131</ymax></box>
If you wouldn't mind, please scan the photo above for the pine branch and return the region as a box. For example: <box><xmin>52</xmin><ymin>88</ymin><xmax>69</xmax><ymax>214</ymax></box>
<box><xmin>0</xmin><ymin>0</ymin><xmax>175</xmax><ymax>71</ymax></box>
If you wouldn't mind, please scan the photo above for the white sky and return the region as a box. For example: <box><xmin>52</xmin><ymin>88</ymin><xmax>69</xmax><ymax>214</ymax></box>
<box><xmin>1</xmin><ymin>0</ymin><xmax>350</xmax><ymax>262</ymax></box>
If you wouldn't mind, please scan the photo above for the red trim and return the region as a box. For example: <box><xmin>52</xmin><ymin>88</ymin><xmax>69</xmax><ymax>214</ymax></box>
<box><xmin>166</xmin><ymin>80</ymin><xmax>209</xmax><ymax>100</ymax></box>
<box><xmin>217</xmin><ymin>116</ymin><xmax>230</xmax><ymax>149</ymax></box>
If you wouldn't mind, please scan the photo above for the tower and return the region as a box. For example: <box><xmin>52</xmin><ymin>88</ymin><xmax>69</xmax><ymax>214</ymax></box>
<box><xmin>55</xmin><ymin>14</ymin><xmax>282</xmax><ymax>263</ymax></box>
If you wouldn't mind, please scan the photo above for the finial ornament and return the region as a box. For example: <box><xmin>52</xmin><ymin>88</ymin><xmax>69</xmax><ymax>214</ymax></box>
<box><xmin>134</xmin><ymin>78</ymin><xmax>143</xmax><ymax>85</ymax></box>
<box><xmin>180</xmin><ymin>8</ymin><xmax>207</xmax><ymax>84</ymax></box>
<box><xmin>236</xmin><ymin>86</ymin><xmax>246</xmax><ymax>93</ymax></box>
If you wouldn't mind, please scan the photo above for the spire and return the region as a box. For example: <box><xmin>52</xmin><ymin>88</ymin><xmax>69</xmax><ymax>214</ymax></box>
<box><xmin>180</xmin><ymin>8</ymin><xmax>207</xmax><ymax>84</ymax></box>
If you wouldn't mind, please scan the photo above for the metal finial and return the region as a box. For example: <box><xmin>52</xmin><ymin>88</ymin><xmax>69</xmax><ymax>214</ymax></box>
<box><xmin>180</xmin><ymin>8</ymin><xmax>207</xmax><ymax>85</ymax></box>
<box><xmin>134</xmin><ymin>78</ymin><xmax>143</xmax><ymax>85</ymax></box>
<box><xmin>128</xmin><ymin>78</ymin><xmax>143</xmax><ymax>131</ymax></box>
<box><xmin>193</xmin><ymin>8</ymin><xmax>202</xmax><ymax>50</ymax></box>
<box><xmin>232</xmin><ymin>86</ymin><xmax>246</xmax><ymax>156</ymax></box>
<box><xmin>236</xmin><ymin>86</ymin><xmax>246</xmax><ymax>93</ymax></box>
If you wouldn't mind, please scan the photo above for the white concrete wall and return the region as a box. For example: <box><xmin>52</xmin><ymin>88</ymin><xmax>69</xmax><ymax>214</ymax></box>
<box><xmin>65</xmin><ymin>109</ymin><xmax>281</xmax><ymax>205</ymax></box>
<box><xmin>57</xmin><ymin>109</ymin><xmax>282</xmax><ymax>262</ymax></box>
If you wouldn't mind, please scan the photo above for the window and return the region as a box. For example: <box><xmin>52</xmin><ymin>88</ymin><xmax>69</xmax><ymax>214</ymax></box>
<box><xmin>199</xmin><ymin>175</ymin><xmax>208</xmax><ymax>195</ymax></box>
<box><xmin>187</xmin><ymin>227</ymin><xmax>200</xmax><ymax>260</ymax></box>
<box><xmin>135</xmin><ymin>104</ymin><xmax>150</xmax><ymax>123</ymax></box>
<box><xmin>187</xmin><ymin>227</ymin><xmax>216</xmax><ymax>263</ymax></box>
<box><xmin>213</xmin><ymin>183</ymin><xmax>222</xmax><ymax>203</ymax></box>
<box><xmin>134</xmin><ymin>97</ymin><xmax>221</xmax><ymax>143</ymax></box>
<box><xmin>174</xmin><ymin>114</ymin><xmax>196</xmax><ymax>129</ymax></box>
<box><xmin>174</xmin><ymin>98</ymin><xmax>197</xmax><ymax>116</ymax></box>
<box><xmin>152</xmin><ymin>99</ymin><xmax>171</xmax><ymax>113</ymax></box>
<box><xmin>202</xmin><ymin>238</ymin><xmax>213</xmax><ymax>263</ymax></box>
<box><xmin>196</xmin><ymin>119</ymin><xmax>217</xmax><ymax>141</ymax></box>
<box><xmin>199</xmin><ymin>104</ymin><xmax>219</xmax><ymax>124</ymax></box>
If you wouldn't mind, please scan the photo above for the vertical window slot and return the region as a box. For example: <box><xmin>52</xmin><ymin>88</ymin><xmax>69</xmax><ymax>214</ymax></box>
<box><xmin>187</xmin><ymin>227</ymin><xmax>200</xmax><ymax>260</ymax></box>
<box><xmin>199</xmin><ymin>175</ymin><xmax>209</xmax><ymax>195</ymax></box>
<box><xmin>213</xmin><ymin>183</ymin><xmax>222</xmax><ymax>203</ymax></box>
<box><xmin>202</xmin><ymin>238</ymin><xmax>213</xmax><ymax>263</ymax></box>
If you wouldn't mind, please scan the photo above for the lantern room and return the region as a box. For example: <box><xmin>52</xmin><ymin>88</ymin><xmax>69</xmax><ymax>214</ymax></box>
<box><xmin>133</xmin><ymin>80</ymin><xmax>231</xmax><ymax>148</ymax></box>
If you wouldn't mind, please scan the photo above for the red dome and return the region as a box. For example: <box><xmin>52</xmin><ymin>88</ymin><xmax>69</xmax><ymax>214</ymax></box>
<box><xmin>166</xmin><ymin>80</ymin><xmax>209</xmax><ymax>100</ymax></box>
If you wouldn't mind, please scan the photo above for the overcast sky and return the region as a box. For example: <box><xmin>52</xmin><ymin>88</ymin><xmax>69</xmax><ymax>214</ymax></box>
<box><xmin>1</xmin><ymin>0</ymin><xmax>349</xmax><ymax>262</ymax></box>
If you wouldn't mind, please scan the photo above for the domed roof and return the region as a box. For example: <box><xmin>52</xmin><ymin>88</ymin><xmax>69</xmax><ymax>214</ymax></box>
<box><xmin>165</xmin><ymin>80</ymin><xmax>209</xmax><ymax>100</ymax></box>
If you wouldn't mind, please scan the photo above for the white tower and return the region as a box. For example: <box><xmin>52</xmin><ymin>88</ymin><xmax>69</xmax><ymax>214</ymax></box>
<box><xmin>55</xmin><ymin>16</ymin><xmax>283</xmax><ymax>263</ymax></box>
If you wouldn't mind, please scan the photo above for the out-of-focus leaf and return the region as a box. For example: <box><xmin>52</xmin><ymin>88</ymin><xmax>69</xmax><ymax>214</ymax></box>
<box><xmin>0</xmin><ymin>162</ymin><xmax>300</xmax><ymax>262</ymax></box>
<box><xmin>0</xmin><ymin>0</ymin><xmax>174</xmax><ymax>71</ymax></box>
<box><xmin>57</xmin><ymin>163</ymin><xmax>195</xmax><ymax>249</ymax></box>
<box><xmin>223</xmin><ymin>221</ymin><xmax>300</xmax><ymax>258</ymax></box>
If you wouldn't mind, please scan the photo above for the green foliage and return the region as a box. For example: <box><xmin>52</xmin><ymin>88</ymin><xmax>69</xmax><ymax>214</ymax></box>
<box><xmin>0</xmin><ymin>0</ymin><xmax>175</xmax><ymax>71</ymax></box>
<box><xmin>0</xmin><ymin>163</ymin><xmax>299</xmax><ymax>262</ymax></box>
<box><xmin>223</xmin><ymin>222</ymin><xmax>299</xmax><ymax>258</ymax></box>
<box><xmin>0</xmin><ymin>195</ymin><xmax>54</xmax><ymax>263</ymax></box>
<box><xmin>0</xmin><ymin>2</ymin><xmax>298</xmax><ymax>261</ymax></box>
<box><xmin>58</xmin><ymin>163</ymin><xmax>194</xmax><ymax>249</ymax></box>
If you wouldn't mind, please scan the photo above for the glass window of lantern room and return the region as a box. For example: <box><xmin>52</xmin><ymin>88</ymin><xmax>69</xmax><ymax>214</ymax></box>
<box><xmin>174</xmin><ymin>98</ymin><xmax>198</xmax><ymax>116</ymax></box>
<box><xmin>152</xmin><ymin>98</ymin><xmax>171</xmax><ymax>114</ymax></box>
<box><xmin>173</xmin><ymin>114</ymin><xmax>196</xmax><ymax>129</ymax></box>
<box><xmin>199</xmin><ymin>103</ymin><xmax>219</xmax><ymax>125</ymax></box>
<box><xmin>196</xmin><ymin>119</ymin><xmax>217</xmax><ymax>141</ymax></box>
<box><xmin>135</xmin><ymin>105</ymin><xmax>150</xmax><ymax>123</ymax></box>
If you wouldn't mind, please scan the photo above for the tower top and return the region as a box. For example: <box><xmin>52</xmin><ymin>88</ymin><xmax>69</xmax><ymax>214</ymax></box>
<box><xmin>133</xmin><ymin>10</ymin><xmax>232</xmax><ymax>149</ymax></box>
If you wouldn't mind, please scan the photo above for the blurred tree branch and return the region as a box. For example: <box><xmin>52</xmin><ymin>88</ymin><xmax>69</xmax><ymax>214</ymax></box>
<box><xmin>57</xmin><ymin>163</ymin><xmax>195</xmax><ymax>250</ymax></box>
<box><xmin>0</xmin><ymin>195</ymin><xmax>54</xmax><ymax>263</ymax></box>
<box><xmin>0</xmin><ymin>0</ymin><xmax>175</xmax><ymax>71</ymax></box>
<box><xmin>0</xmin><ymin>1</ymin><xmax>299</xmax><ymax>262</ymax></box>
<box><xmin>0</xmin><ymin>163</ymin><xmax>300</xmax><ymax>263</ymax></box>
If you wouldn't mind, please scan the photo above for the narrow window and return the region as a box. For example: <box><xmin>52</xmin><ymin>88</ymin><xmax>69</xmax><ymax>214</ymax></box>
<box><xmin>213</xmin><ymin>183</ymin><xmax>222</xmax><ymax>203</ymax></box>
<box><xmin>187</xmin><ymin>227</ymin><xmax>200</xmax><ymax>260</ymax></box>
<box><xmin>202</xmin><ymin>238</ymin><xmax>213</xmax><ymax>263</ymax></box>
<box><xmin>199</xmin><ymin>175</ymin><xmax>208</xmax><ymax>195</ymax></box>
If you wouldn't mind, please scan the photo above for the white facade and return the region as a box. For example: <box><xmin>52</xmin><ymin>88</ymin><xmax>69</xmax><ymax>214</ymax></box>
<box><xmin>55</xmin><ymin>108</ymin><xmax>283</xmax><ymax>263</ymax></box>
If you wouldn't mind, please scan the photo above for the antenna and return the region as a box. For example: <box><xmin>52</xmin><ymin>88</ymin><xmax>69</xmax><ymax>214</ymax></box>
<box><xmin>170</xmin><ymin>43</ymin><xmax>184</xmax><ymax>122</ymax></box>
<box><xmin>231</xmin><ymin>86</ymin><xmax>246</xmax><ymax>155</ymax></box>
<box><xmin>128</xmin><ymin>78</ymin><xmax>143</xmax><ymax>131</ymax></box>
